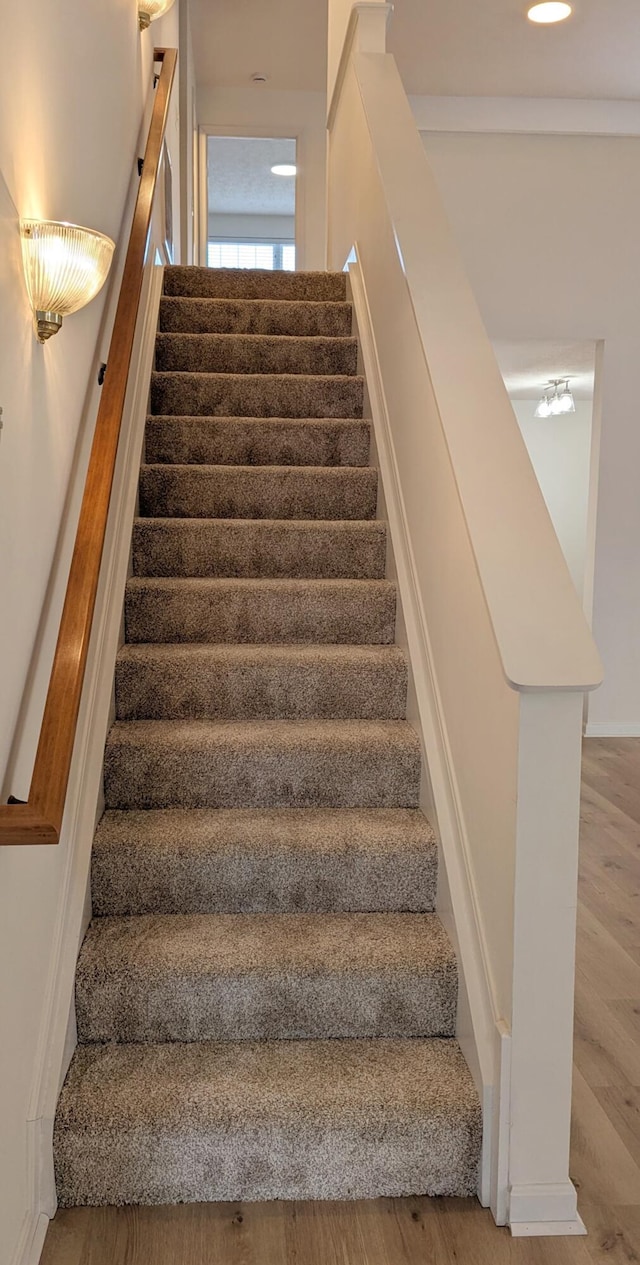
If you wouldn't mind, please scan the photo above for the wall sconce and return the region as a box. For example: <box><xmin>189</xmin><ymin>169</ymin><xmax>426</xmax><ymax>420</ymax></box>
<box><xmin>138</xmin><ymin>0</ymin><xmax>176</xmax><ymax>30</ymax></box>
<box><xmin>20</xmin><ymin>219</ymin><xmax>115</xmax><ymax>343</ymax></box>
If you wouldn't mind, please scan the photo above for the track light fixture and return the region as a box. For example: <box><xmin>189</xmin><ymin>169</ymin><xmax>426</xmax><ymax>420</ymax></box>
<box><xmin>534</xmin><ymin>380</ymin><xmax>576</xmax><ymax>418</ymax></box>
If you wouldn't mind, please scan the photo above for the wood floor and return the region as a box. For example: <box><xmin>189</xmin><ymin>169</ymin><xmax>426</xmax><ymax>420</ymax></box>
<box><xmin>40</xmin><ymin>737</ymin><xmax>640</xmax><ymax>1265</ymax></box>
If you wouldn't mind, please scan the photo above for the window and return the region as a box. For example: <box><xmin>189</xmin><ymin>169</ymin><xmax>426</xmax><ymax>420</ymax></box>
<box><xmin>207</xmin><ymin>241</ymin><xmax>296</xmax><ymax>271</ymax></box>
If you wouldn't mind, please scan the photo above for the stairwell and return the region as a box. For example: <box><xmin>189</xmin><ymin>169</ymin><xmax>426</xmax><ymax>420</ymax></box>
<box><xmin>54</xmin><ymin>266</ymin><xmax>482</xmax><ymax>1206</ymax></box>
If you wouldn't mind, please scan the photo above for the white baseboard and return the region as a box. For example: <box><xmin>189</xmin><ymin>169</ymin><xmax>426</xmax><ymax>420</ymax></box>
<box><xmin>508</xmin><ymin>1181</ymin><xmax>585</xmax><ymax>1234</ymax></box>
<box><xmin>511</xmin><ymin>1217</ymin><xmax>587</xmax><ymax>1238</ymax></box>
<box><xmin>585</xmin><ymin>721</ymin><xmax>640</xmax><ymax>737</ymax></box>
<box><xmin>11</xmin><ymin>1212</ymin><xmax>49</xmax><ymax>1265</ymax></box>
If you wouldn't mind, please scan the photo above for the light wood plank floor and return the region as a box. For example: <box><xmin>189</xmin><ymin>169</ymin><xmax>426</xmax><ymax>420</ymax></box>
<box><xmin>40</xmin><ymin>738</ymin><xmax>640</xmax><ymax>1265</ymax></box>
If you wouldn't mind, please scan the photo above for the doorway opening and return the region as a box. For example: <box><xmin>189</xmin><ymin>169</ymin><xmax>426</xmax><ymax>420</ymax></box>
<box><xmin>206</xmin><ymin>135</ymin><xmax>297</xmax><ymax>270</ymax></box>
<box><xmin>494</xmin><ymin>339</ymin><xmax>600</xmax><ymax>620</ymax></box>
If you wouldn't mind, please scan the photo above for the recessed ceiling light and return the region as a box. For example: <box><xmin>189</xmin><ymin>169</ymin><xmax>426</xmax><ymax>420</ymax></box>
<box><xmin>271</xmin><ymin>164</ymin><xmax>296</xmax><ymax>177</ymax></box>
<box><xmin>527</xmin><ymin>2</ymin><xmax>572</xmax><ymax>23</ymax></box>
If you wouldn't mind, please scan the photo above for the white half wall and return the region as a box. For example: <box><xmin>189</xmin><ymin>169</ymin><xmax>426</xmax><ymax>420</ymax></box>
<box><xmin>420</xmin><ymin>129</ymin><xmax>640</xmax><ymax>730</ymax></box>
<box><xmin>198</xmin><ymin>87</ymin><xmax>327</xmax><ymax>270</ymax></box>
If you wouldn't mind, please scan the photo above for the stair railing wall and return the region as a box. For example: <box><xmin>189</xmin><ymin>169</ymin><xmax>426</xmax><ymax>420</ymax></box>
<box><xmin>0</xmin><ymin>47</ymin><xmax>177</xmax><ymax>848</ymax></box>
<box><xmin>327</xmin><ymin>4</ymin><xmax>602</xmax><ymax>1235</ymax></box>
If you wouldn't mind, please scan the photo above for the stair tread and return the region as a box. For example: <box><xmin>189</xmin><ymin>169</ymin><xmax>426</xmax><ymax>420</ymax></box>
<box><xmin>131</xmin><ymin>518</ymin><xmax>385</xmax><ymax>580</ymax></box>
<box><xmin>106</xmin><ymin>716</ymin><xmax>419</xmax><ymax>741</ymax></box>
<box><xmin>55</xmin><ymin>1037</ymin><xmax>481</xmax><ymax>1204</ymax></box>
<box><xmin>92</xmin><ymin>807</ymin><xmax>438</xmax><ymax>916</ymax></box>
<box><xmin>159</xmin><ymin>297</ymin><xmax>353</xmax><ymax>338</ymax></box>
<box><xmin>95</xmin><ymin>805</ymin><xmax>435</xmax><ymax>850</ymax></box>
<box><xmin>138</xmin><ymin>463</ymin><xmax>377</xmax><ymax>522</ymax></box>
<box><xmin>114</xmin><ymin>642</ymin><xmax>407</xmax><ymax>722</ymax></box>
<box><xmin>124</xmin><ymin>576</ymin><xmax>397</xmax><ymax>645</ymax></box>
<box><xmin>75</xmin><ymin>911</ymin><xmax>456</xmax><ymax>1043</ymax></box>
<box><xmin>144</xmin><ymin>417</ymin><xmax>371</xmax><ymax>469</ymax></box>
<box><xmin>116</xmin><ymin>642</ymin><xmax>405</xmax><ymax>664</ymax></box>
<box><xmin>79</xmin><ymin>910</ymin><xmax>454</xmax><ymax>975</ymax></box>
<box><xmin>103</xmin><ymin>719</ymin><xmax>421</xmax><ymax>811</ymax></box>
<box><xmin>150</xmin><ymin>372</ymin><xmax>364</xmax><ymax>420</ymax></box>
<box><xmin>156</xmin><ymin>333</ymin><xmax>358</xmax><ymax>346</ymax></box>
<box><xmin>146</xmin><ymin>419</ymin><xmax>364</xmax><ymax>430</ymax></box>
<box><xmin>125</xmin><ymin>575</ymin><xmax>395</xmax><ymax>595</ymax></box>
<box><xmin>163</xmin><ymin>266</ymin><xmax>347</xmax><ymax>302</ymax></box>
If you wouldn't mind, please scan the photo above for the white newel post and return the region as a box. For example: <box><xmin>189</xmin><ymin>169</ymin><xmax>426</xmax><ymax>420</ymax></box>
<box><xmin>507</xmin><ymin>689</ymin><xmax>586</xmax><ymax>1235</ymax></box>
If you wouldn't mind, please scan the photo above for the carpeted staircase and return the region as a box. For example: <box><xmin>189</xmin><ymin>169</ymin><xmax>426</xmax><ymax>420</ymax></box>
<box><xmin>54</xmin><ymin>266</ymin><xmax>482</xmax><ymax>1206</ymax></box>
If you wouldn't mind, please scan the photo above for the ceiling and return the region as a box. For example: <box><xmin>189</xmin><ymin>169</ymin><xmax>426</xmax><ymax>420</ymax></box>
<box><xmin>208</xmin><ymin>137</ymin><xmax>296</xmax><ymax>216</ymax></box>
<box><xmin>191</xmin><ymin>0</ymin><xmax>640</xmax><ymax>100</ymax></box>
<box><xmin>191</xmin><ymin>0</ymin><xmax>328</xmax><ymax>94</ymax></box>
<box><xmin>493</xmin><ymin>339</ymin><xmax>596</xmax><ymax>400</ymax></box>
<box><xmin>388</xmin><ymin>0</ymin><xmax>640</xmax><ymax>99</ymax></box>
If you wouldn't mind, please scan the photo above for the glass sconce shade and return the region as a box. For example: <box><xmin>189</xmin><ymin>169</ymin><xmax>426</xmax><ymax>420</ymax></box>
<box><xmin>21</xmin><ymin>219</ymin><xmax>115</xmax><ymax>343</ymax></box>
<box><xmin>138</xmin><ymin>0</ymin><xmax>176</xmax><ymax>29</ymax></box>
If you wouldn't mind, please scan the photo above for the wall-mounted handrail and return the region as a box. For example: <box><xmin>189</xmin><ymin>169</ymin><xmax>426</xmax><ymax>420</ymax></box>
<box><xmin>0</xmin><ymin>47</ymin><xmax>177</xmax><ymax>846</ymax></box>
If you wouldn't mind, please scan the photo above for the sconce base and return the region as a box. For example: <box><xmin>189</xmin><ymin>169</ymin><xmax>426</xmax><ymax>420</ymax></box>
<box><xmin>36</xmin><ymin>311</ymin><xmax>63</xmax><ymax>343</ymax></box>
<box><xmin>139</xmin><ymin>11</ymin><xmax>151</xmax><ymax>29</ymax></box>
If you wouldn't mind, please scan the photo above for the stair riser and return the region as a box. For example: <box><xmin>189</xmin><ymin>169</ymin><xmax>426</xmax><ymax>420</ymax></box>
<box><xmin>125</xmin><ymin>582</ymin><xmax>396</xmax><ymax>645</ymax></box>
<box><xmin>76</xmin><ymin>969</ymin><xmax>456</xmax><ymax>1044</ymax></box>
<box><xmin>164</xmin><ymin>267</ymin><xmax>347</xmax><ymax>302</ymax></box>
<box><xmin>54</xmin><ymin>1038</ymin><xmax>482</xmax><ymax>1207</ymax></box>
<box><xmin>55</xmin><ymin>1115</ymin><xmax>479</xmax><ymax>1206</ymax></box>
<box><xmin>131</xmin><ymin>520</ymin><xmax>386</xmax><ymax>580</ymax></box>
<box><xmin>144</xmin><ymin>417</ymin><xmax>370</xmax><ymax>467</ymax></box>
<box><xmin>139</xmin><ymin>466</ymin><xmax>378</xmax><ymax>522</ymax></box>
<box><xmin>159</xmin><ymin>298</ymin><xmax>353</xmax><ymax>337</ymax></box>
<box><xmin>92</xmin><ymin>847</ymin><xmax>437</xmax><ymax>918</ymax></box>
<box><xmin>103</xmin><ymin>729</ymin><xmax>421</xmax><ymax>810</ymax></box>
<box><xmin>155</xmin><ymin>334</ymin><xmax>359</xmax><ymax>377</ymax></box>
<box><xmin>150</xmin><ymin>373</ymin><xmax>364</xmax><ymax>419</ymax></box>
<box><xmin>114</xmin><ymin>652</ymin><xmax>407</xmax><ymax>721</ymax></box>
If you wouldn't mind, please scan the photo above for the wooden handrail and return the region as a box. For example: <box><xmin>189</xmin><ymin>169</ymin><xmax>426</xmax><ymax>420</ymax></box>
<box><xmin>0</xmin><ymin>48</ymin><xmax>178</xmax><ymax>846</ymax></box>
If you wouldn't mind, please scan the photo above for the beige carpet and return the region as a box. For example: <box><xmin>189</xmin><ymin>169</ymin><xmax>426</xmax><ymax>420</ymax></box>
<box><xmin>54</xmin><ymin>266</ymin><xmax>482</xmax><ymax>1207</ymax></box>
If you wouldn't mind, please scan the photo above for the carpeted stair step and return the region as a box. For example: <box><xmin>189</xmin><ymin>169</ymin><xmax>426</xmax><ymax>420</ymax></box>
<box><xmin>125</xmin><ymin>578</ymin><xmax>396</xmax><ymax>644</ymax></box>
<box><xmin>150</xmin><ymin>372</ymin><xmax>364</xmax><ymax>418</ymax></box>
<box><xmin>114</xmin><ymin>644</ymin><xmax>407</xmax><ymax>721</ymax></box>
<box><xmin>75</xmin><ymin>912</ymin><xmax>457</xmax><ymax>1044</ymax></box>
<box><xmin>131</xmin><ymin>518</ymin><xmax>385</xmax><ymax>579</ymax></box>
<box><xmin>145</xmin><ymin>416</ymin><xmax>370</xmax><ymax>467</ymax></box>
<box><xmin>159</xmin><ymin>297</ymin><xmax>353</xmax><ymax>338</ymax></box>
<box><xmin>155</xmin><ymin>333</ymin><xmax>359</xmax><ymax>377</ymax></box>
<box><xmin>139</xmin><ymin>464</ymin><xmax>377</xmax><ymax>521</ymax></box>
<box><xmin>91</xmin><ymin>807</ymin><xmax>438</xmax><ymax>916</ymax></box>
<box><xmin>163</xmin><ymin>266</ymin><xmax>347</xmax><ymax>303</ymax></box>
<box><xmin>54</xmin><ymin>1038</ymin><xmax>482</xmax><ymax>1206</ymax></box>
<box><xmin>103</xmin><ymin>719</ymin><xmax>421</xmax><ymax>810</ymax></box>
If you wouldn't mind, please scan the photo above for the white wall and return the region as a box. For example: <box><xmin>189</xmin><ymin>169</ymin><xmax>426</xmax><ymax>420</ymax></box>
<box><xmin>512</xmin><ymin>399</ymin><xmax>593</xmax><ymax>602</ymax></box>
<box><xmin>179</xmin><ymin>0</ymin><xmax>197</xmax><ymax>263</ymax></box>
<box><xmin>0</xmin><ymin>6</ymin><xmax>182</xmax><ymax>1262</ymax></box>
<box><xmin>208</xmin><ymin>212</ymin><xmax>295</xmax><ymax>240</ymax></box>
<box><xmin>420</xmin><ymin>130</ymin><xmax>640</xmax><ymax>730</ymax></box>
<box><xmin>198</xmin><ymin>87</ymin><xmax>327</xmax><ymax>270</ymax></box>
